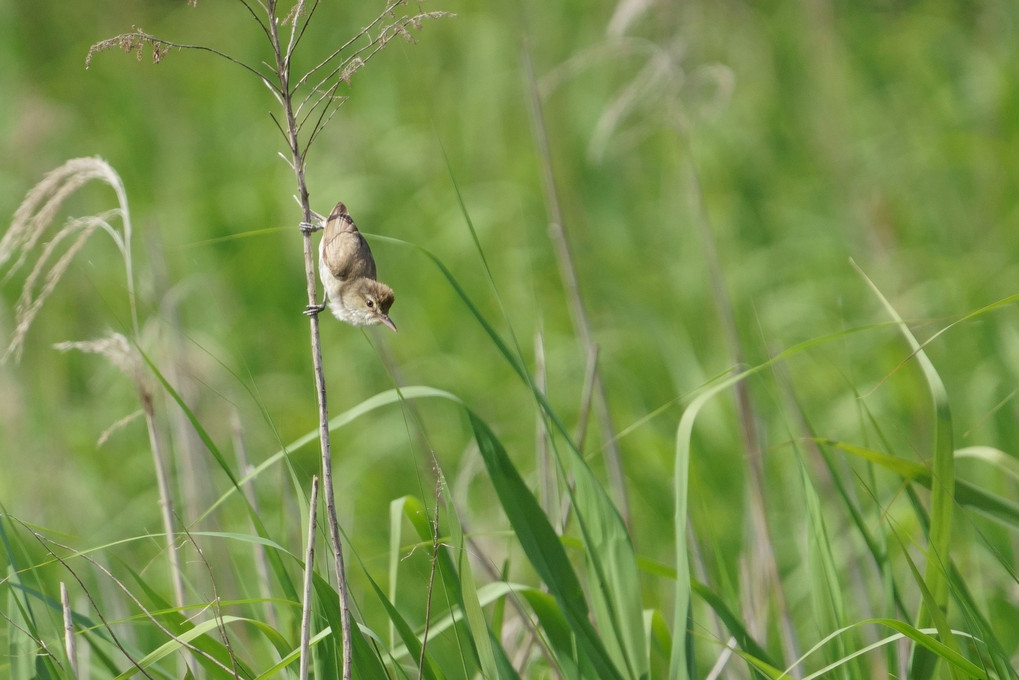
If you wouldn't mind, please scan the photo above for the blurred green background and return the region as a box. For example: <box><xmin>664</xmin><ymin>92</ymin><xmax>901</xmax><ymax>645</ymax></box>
<box><xmin>2</xmin><ymin>0</ymin><xmax>1019</xmax><ymax>672</ymax></box>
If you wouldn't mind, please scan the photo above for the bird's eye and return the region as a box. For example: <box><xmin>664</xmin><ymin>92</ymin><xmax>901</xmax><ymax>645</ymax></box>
<box><xmin>366</xmin><ymin>298</ymin><xmax>375</xmax><ymax>308</ymax></box>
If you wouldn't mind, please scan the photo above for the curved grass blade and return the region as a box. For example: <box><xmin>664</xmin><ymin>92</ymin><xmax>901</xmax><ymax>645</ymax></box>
<box><xmin>666</xmin><ymin>322</ymin><xmax>904</xmax><ymax>678</ymax></box>
<box><xmin>376</xmin><ymin>235</ymin><xmax>647</xmax><ymax>677</ymax></box>
<box><xmin>689</xmin><ymin>580</ymin><xmax>777</xmax><ymax>675</ymax></box>
<box><xmin>438</xmin><ymin>469</ymin><xmax>503</xmax><ymax>680</ymax></box>
<box><xmin>108</xmin><ymin>616</ymin><xmax>246</xmax><ymax>680</ymax></box>
<box><xmin>390</xmin><ymin>493</ymin><xmax>520</xmax><ymax>680</ymax></box>
<box><xmin>822</xmin><ymin>440</ymin><xmax>1019</xmax><ymax>527</ymax></box>
<box><xmin>362</xmin><ymin>568</ymin><xmax>443</xmax><ymax>680</ymax></box>
<box><xmin>0</xmin><ymin>516</ymin><xmax>121</xmax><ymax>677</ymax></box>
<box><xmin>200</xmin><ymin>386</ymin><xmax>461</xmax><ymax>521</ymax></box>
<box><xmin>955</xmin><ymin>446</ymin><xmax>1019</xmax><ymax>483</ymax></box>
<box><xmin>390</xmin><ymin>581</ymin><xmax>590</xmax><ymax>680</ymax></box>
<box><xmin>671</xmin><ymin>396</ymin><xmax>693</xmax><ymax>680</ymax></box>
<box><xmin>0</xmin><ymin>512</ymin><xmax>68</xmax><ymax>680</ymax></box>
<box><xmin>779</xmin><ymin>618</ymin><xmax>987</xmax><ymax>680</ymax></box>
<box><xmin>388</xmin><ymin>495</ymin><xmax>410</xmax><ymax>650</ymax></box>
<box><xmin>852</xmin><ymin>261</ymin><xmax>956</xmax><ymax>680</ymax></box>
<box><xmin>794</xmin><ymin>446</ymin><xmax>851</xmax><ymax>679</ymax></box>
<box><xmin>119</xmin><ymin>562</ymin><xmax>256</xmax><ymax>679</ymax></box>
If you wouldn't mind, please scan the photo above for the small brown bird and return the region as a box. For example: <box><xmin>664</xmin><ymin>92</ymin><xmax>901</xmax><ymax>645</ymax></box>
<box><xmin>306</xmin><ymin>202</ymin><xmax>397</xmax><ymax>332</ymax></box>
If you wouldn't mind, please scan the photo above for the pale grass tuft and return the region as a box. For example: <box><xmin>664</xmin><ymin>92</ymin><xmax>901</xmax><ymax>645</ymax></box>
<box><xmin>541</xmin><ymin>35</ymin><xmax>733</xmax><ymax>163</ymax></box>
<box><xmin>338</xmin><ymin>11</ymin><xmax>451</xmax><ymax>85</ymax></box>
<box><xmin>95</xmin><ymin>409</ymin><xmax>145</xmax><ymax>447</ymax></box>
<box><xmin>2</xmin><ymin>157</ymin><xmax>137</xmax><ymax>363</ymax></box>
<box><xmin>280</xmin><ymin>1</ymin><xmax>306</xmax><ymax>28</ymax></box>
<box><xmin>85</xmin><ymin>26</ymin><xmax>175</xmax><ymax>69</ymax></box>
<box><xmin>607</xmin><ymin>0</ymin><xmax>653</xmax><ymax>37</ymax></box>
<box><xmin>54</xmin><ymin>332</ymin><xmax>150</xmax><ymax>447</ymax></box>
<box><xmin>385</xmin><ymin>11</ymin><xmax>451</xmax><ymax>45</ymax></box>
<box><xmin>1</xmin><ymin>157</ymin><xmax>126</xmax><ymax>277</ymax></box>
<box><xmin>340</xmin><ymin>58</ymin><xmax>365</xmax><ymax>85</ymax></box>
<box><xmin>410</xmin><ymin>11</ymin><xmax>450</xmax><ymax>30</ymax></box>
<box><xmin>6</xmin><ymin>212</ymin><xmax>109</xmax><ymax>363</ymax></box>
<box><xmin>53</xmin><ymin>331</ymin><xmax>142</xmax><ymax>385</ymax></box>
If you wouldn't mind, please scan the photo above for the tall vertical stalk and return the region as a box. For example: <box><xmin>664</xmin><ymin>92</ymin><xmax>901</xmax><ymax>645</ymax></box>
<box><xmin>88</xmin><ymin>5</ymin><xmax>448</xmax><ymax>676</ymax></box>
<box><xmin>263</xmin><ymin>1</ymin><xmax>353</xmax><ymax>674</ymax></box>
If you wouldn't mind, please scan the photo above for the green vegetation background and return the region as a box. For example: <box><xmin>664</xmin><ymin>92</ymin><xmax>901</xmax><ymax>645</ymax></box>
<box><xmin>2</xmin><ymin>0</ymin><xmax>1018</xmax><ymax>676</ymax></box>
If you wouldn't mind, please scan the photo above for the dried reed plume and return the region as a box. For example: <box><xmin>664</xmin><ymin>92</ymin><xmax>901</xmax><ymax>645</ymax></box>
<box><xmin>3</xmin><ymin>155</ymin><xmax>191</xmax><ymax>670</ymax></box>
<box><xmin>1</xmin><ymin>156</ymin><xmax>138</xmax><ymax>363</ymax></box>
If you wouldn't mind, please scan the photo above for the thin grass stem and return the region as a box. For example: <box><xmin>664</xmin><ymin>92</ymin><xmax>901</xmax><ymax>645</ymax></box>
<box><xmin>299</xmin><ymin>476</ymin><xmax>320</xmax><ymax>680</ymax></box>
<box><xmin>265</xmin><ymin>3</ymin><xmax>353</xmax><ymax>675</ymax></box>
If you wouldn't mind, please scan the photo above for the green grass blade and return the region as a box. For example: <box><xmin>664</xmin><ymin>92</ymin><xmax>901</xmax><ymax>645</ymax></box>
<box><xmin>794</xmin><ymin>446</ymin><xmax>851</xmax><ymax>679</ymax></box>
<box><xmin>671</xmin><ymin>392</ymin><xmax>693</xmax><ymax>680</ymax></box>
<box><xmin>665</xmin><ymin>325</ymin><xmax>902</xmax><ymax>677</ymax></box>
<box><xmin>137</xmin><ymin>347</ymin><xmax>240</xmax><ymax>488</ymax></box>
<box><xmin>945</xmin><ymin>563</ymin><xmax>1019</xmax><ymax>680</ymax></box>
<box><xmin>109</xmin><ymin>615</ymin><xmax>259</xmax><ymax>680</ymax></box>
<box><xmin>689</xmin><ymin>580</ymin><xmax>778</xmax><ymax>675</ymax></box>
<box><xmin>388</xmin><ymin>495</ymin><xmax>408</xmax><ymax>651</ymax></box>
<box><xmin>376</xmin><ymin>239</ymin><xmax>647</xmax><ymax>679</ymax></box>
<box><xmin>893</xmin><ymin>532</ymin><xmax>965</xmax><ymax>680</ymax></box>
<box><xmin>780</xmin><ymin>618</ymin><xmax>987</xmax><ymax>680</ymax></box>
<box><xmin>119</xmin><ymin>562</ymin><xmax>257</xmax><ymax>678</ymax></box>
<box><xmin>199</xmin><ymin>386</ymin><xmax>461</xmax><ymax>522</ymax></box>
<box><xmin>253</xmin><ymin>627</ymin><xmax>334</xmax><ymax>680</ymax></box>
<box><xmin>0</xmin><ymin>515</ymin><xmax>100</xmax><ymax>679</ymax></box>
<box><xmin>417</xmin><ymin>581</ymin><xmax>590</xmax><ymax>680</ymax></box>
<box><xmin>570</xmin><ymin>456</ymin><xmax>646</xmax><ymax>680</ymax></box>
<box><xmin>645</xmin><ymin>609</ymin><xmax>671</xmax><ymax>679</ymax></box>
<box><xmin>5</xmin><ymin>569</ymin><xmax>62</xmax><ymax>680</ymax></box>
<box><xmin>823</xmin><ymin>440</ymin><xmax>1019</xmax><ymax>527</ymax></box>
<box><xmin>438</xmin><ymin>469</ymin><xmax>502</xmax><ymax>680</ymax></box>
<box><xmin>398</xmin><ymin>490</ymin><xmax>522</xmax><ymax>680</ymax></box>
<box><xmin>137</xmin><ymin>348</ymin><xmax>300</xmax><ymax>608</ymax></box>
<box><xmin>854</xmin><ymin>261</ymin><xmax>956</xmax><ymax>679</ymax></box>
<box><xmin>955</xmin><ymin>445</ymin><xmax>1019</xmax><ymax>483</ymax></box>
<box><xmin>1</xmin><ymin>521</ymin><xmax>48</xmax><ymax>680</ymax></box>
<box><xmin>513</xmin><ymin>586</ymin><xmax>586</xmax><ymax>680</ymax></box>
<box><xmin>311</xmin><ymin>571</ymin><xmax>390</xmax><ymax>679</ymax></box>
<box><xmin>193</xmin><ymin>372</ymin><xmax>640</xmax><ymax>680</ymax></box>
<box><xmin>468</xmin><ymin>411</ymin><xmax>624</xmax><ymax>680</ymax></box>
<box><xmin>440</xmin><ymin>155</ymin><xmax>647</xmax><ymax>679</ymax></box>
<box><xmin>362</xmin><ymin>567</ymin><xmax>444</xmax><ymax>680</ymax></box>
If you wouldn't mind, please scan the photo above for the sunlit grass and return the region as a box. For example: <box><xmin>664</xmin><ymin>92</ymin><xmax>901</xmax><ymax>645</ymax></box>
<box><xmin>3</xmin><ymin>1</ymin><xmax>1019</xmax><ymax>679</ymax></box>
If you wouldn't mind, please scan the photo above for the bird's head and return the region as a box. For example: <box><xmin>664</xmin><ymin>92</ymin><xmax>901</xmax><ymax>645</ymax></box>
<box><xmin>342</xmin><ymin>278</ymin><xmax>397</xmax><ymax>332</ymax></box>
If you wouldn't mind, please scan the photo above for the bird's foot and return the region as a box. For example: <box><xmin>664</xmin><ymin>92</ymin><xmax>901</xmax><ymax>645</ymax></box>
<box><xmin>304</xmin><ymin>301</ymin><xmax>327</xmax><ymax>316</ymax></box>
<box><xmin>299</xmin><ymin>221</ymin><xmax>322</xmax><ymax>234</ymax></box>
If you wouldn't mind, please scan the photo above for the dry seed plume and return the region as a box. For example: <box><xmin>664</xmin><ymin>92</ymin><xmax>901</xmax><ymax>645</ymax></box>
<box><xmin>2</xmin><ymin>157</ymin><xmax>136</xmax><ymax>363</ymax></box>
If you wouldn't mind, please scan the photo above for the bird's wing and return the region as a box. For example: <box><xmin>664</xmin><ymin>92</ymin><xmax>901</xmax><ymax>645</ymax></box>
<box><xmin>321</xmin><ymin>202</ymin><xmax>377</xmax><ymax>281</ymax></box>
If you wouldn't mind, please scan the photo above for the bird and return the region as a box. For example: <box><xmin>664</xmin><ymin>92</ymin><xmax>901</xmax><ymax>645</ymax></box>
<box><xmin>305</xmin><ymin>202</ymin><xmax>397</xmax><ymax>332</ymax></box>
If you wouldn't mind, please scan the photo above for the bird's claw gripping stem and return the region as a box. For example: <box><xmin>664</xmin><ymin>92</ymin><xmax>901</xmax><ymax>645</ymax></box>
<box><xmin>304</xmin><ymin>301</ymin><xmax>327</xmax><ymax>316</ymax></box>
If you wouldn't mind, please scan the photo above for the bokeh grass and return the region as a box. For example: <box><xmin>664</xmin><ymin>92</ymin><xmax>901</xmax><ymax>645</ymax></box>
<box><xmin>2</xmin><ymin>0</ymin><xmax>1019</xmax><ymax>678</ymax></box>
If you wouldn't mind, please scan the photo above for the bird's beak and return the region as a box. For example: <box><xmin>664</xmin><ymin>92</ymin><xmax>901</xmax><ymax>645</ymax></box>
<box><xmin>379</xmin><ymin>315</ymin><xmax>398</xmax><ymax>333</ymax></box>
